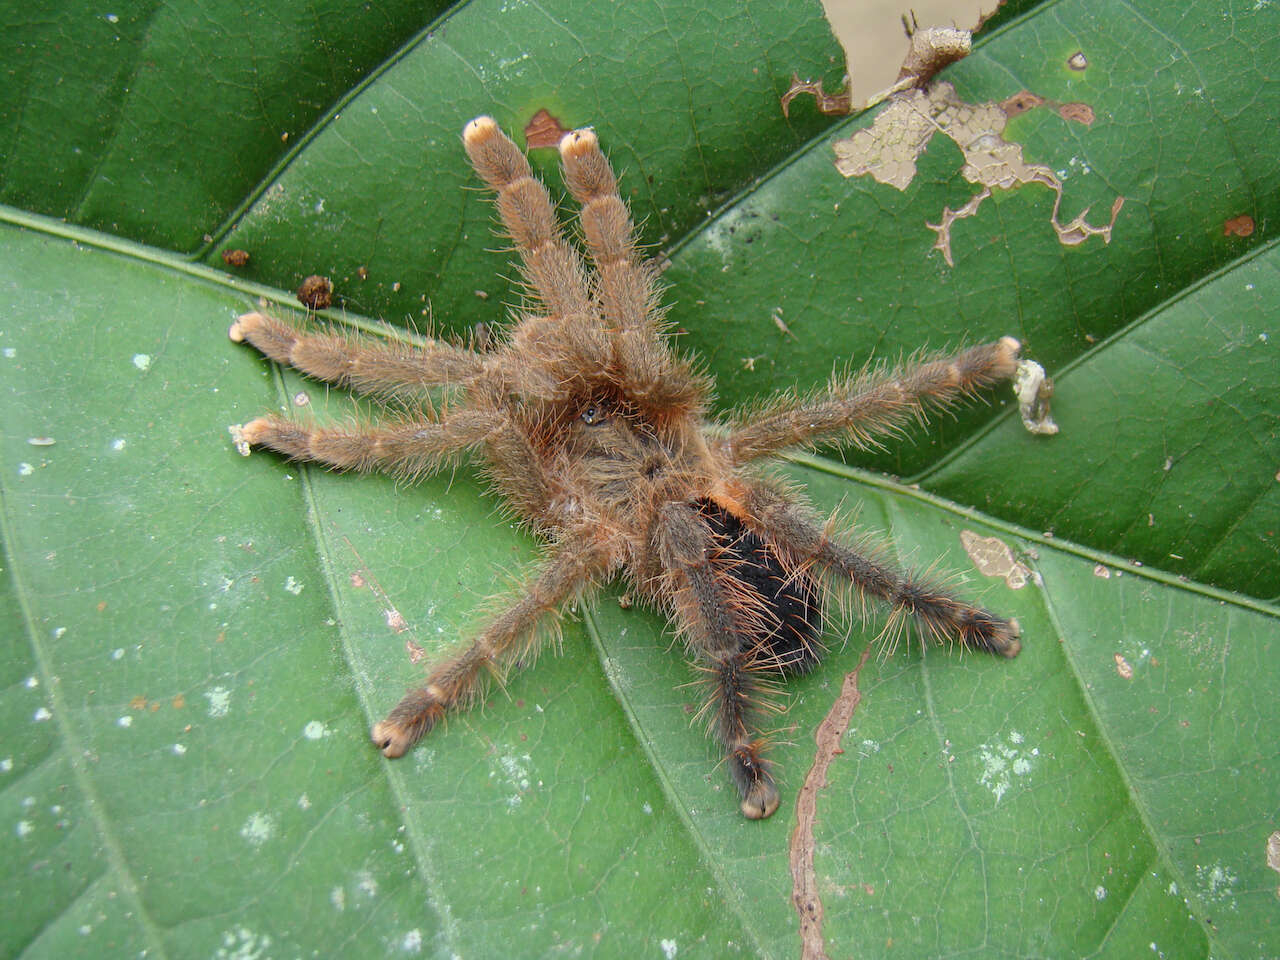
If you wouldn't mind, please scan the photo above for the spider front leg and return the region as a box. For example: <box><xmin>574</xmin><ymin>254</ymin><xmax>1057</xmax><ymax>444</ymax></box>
<box><xmin>229</xmin><ymin>310</ymin><xmax>484</xmax><ymax>402</ymax></box>
<box><xmin>723</xmin><ymin>337</ymin><xmax>1022</xmax><ymax>464</ymax></box>
<box><xmin>656</xmin><ymin>502</ymin><xmax>782</xmax><ymax>819</ymax></box>
<box><xmin>231</xmin><ymin>411</ymin><xmax>496</xmax><ymax>479</ymax></box>
<box><xmin>373</xmin><ymin>529</ymin><xmax>614</xmax><ymax>757</ymax></box>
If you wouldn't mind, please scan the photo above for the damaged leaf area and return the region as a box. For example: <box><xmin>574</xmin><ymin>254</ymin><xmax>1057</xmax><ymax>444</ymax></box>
<box><xmin>831</xmin><ymin>81</ymin><xmax>1123</xmax><ymax>265</ymax></box>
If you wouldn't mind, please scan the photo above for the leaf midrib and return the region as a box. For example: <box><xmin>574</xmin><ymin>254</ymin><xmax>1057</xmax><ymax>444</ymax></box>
<box><xmin>0</xmin><ymin>480</ymin><xmax>170</xmax><ymax>958</ymax></box>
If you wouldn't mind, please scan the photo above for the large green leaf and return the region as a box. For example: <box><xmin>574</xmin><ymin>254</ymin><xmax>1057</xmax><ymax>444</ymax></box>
<box><xmin>2</xmin><ymin>0</ymin><xmax>1277</xmax><ymax>957</ymax></box>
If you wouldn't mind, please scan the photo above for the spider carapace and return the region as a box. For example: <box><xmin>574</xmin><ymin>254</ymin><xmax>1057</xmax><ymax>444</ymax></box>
<box><xmin>230</xmin><ymin>116</ymin><xmax>1022</xmax><ymax>819</ymax></box>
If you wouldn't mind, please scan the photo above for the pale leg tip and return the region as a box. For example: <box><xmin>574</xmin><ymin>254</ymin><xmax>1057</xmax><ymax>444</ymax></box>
<box><xmin>229</xmin><ymin>312</ymin><xmax>266</xmax><ymax>343</ymax></box>
<box><xmin>741</xmin><ymin>782</ymin><xmax>781</xmax><ymax>820</ymax></box>
<box><xmin>371</xmin><ymin>721</ymin><xmax>410</xmax><ymax>759</ymax></box>
<box><xmin>558</xmin><ymin>126</ymin><xmax>599</xmax><ymax>159</ymax></box>
<box><xmin>462</xmin><ymin>115</ymin><xmax>499</xmax><ymax>146</ymax></box>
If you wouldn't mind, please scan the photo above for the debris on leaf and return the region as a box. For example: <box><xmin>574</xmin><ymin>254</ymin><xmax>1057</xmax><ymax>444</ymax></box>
<box><xmin>1013</xmin><ymin>359</ymin><xmax>1059</xmax><ymax>436</ymax></box>
<box><xmin>297</xmin><ymin>274</ymin><xmax>333</xmax><ymax>310</ymax></box>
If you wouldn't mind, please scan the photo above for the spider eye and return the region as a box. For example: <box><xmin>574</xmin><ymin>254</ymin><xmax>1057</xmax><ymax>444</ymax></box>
<box><xmin>580</xmin><ymin>400</ymin><xmax>608</xmax><ymax>425</ymax></box>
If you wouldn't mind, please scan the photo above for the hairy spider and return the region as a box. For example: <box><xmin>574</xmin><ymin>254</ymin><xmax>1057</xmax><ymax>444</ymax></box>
<box><xmin>230</xmin><ymin>117</ymin><xmax>1022</xmax><ymax>819</ymax></box>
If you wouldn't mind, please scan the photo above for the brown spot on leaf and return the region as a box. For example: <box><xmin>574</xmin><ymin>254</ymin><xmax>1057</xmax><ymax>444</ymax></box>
<box><xmin>1223</xmin><ymin>214</ymin><xmax>1255</xmax><ymax>237</ymax></box>
<box><xmin>129</xmin><ymin>695</ymin><xmax>148</xmax><ymax>711</ymax></box>
<box><xmin>1001</xmin><ymin>91</ymin><xmax>1046</xmax><ymax>117</ymax></box>
<box><xmin>524</xmin><ymin>108</ymin><xmax>570</xmax><ymax>149</ymax></box>
<box><xmin>221</xmin><ymin>249</ymin><xmax>250</xmax><ymax>268</ymax></box>
<box><xmin>1057</xmin><ymin>102</ymin><xmax>1095</xmax><ymax>125</ymax></box>
<box><xmin>406</xmin><ymin>638</ymin><xmax>426</xmax><ymax>664</ymax></box>
<box><xmin>172</xmin><ymin>694</ymin><xmax>185</xmax><ymax>710</ymax></box>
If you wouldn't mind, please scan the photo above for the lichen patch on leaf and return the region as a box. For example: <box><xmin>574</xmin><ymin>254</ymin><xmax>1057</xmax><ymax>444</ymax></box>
<box><xmin>960</xmin><ymin>530</ymin><xmax>1031</xmax><ymax>589</ymax></box>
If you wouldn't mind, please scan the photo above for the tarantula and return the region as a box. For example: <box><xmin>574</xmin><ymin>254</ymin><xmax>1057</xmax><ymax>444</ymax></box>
<box><xmin>230</xmin><ymin>116</ymin><xmax>1022</xmax><ymax>819</ymax></box>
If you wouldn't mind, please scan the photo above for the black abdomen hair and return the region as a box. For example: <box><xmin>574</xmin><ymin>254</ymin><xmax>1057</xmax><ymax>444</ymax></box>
<box><xmin>699</xmin><ymin>499</ymin><xmax>822</xmax><ymax>673</ymax></box>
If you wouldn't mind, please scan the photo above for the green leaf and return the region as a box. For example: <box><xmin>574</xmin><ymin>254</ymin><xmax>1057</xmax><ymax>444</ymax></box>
<box><xmin>2</xmin><ymin>0</ymin><xmax>1278</xmax><ymax>957</ymax></box>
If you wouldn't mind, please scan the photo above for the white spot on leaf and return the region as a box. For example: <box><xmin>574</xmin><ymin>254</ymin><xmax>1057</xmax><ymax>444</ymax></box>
<box><xmin>978</xmin><ymin>732</ymin><xmax>1038</xmax><ymax>803</ymax></box>
<box><xmin>239</xmin><ymin>812</ymin><xmax>275</xmax><ymax>848</ymax></box>
<box><xmin>204</xmin><ymin>686</ymin><xmax>231</xmax><ymax>718</ymax></box>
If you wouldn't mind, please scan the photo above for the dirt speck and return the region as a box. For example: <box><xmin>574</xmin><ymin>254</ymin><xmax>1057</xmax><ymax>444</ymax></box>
<box><xmin>1067</xmin><ymin>51</ymin><xmax>1088</xmax><ymax>71</ymax></box>
<box><xmin>1114</xmin><ymin>653</ymin><xmax>1133</xmax><ymax>679</ymax></box>
<box><xmin>221</xmin><ymin>249</ymin><xmax>250</xmax><ymax>268</ymax></box>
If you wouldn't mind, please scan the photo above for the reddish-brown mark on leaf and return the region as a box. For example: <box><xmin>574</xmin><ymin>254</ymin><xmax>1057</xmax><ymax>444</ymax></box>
<box><xmin>221</xmin><ymin>248</ymin><xmax>250</xmax><ymax>268</ymax></box>
<box><xmin>1057</xmin><ymin>101</ymin><xmax>1095</xmax><ymax>125</ymax></box>
<box><xmin>1223</xmin><ymin>214</ymin><xmax>1255</xmax><ymax>237</ymax></box>
<box><xmin>1001</xmin><ymin>91</ymin><xmax>1093</xmax><ymax>126</ymax></box>
<box><xmin>1001</xmin><ymin>91</ymin><xmax>1046</xmax><ymax>117</ymax></box>
<box><xmin>790</xmin><ymin>645</ymin><xmax>873</xmax><ymax>960</ymax></box>
<box><xmin>523</xmin><ymin>108</ymin><xmax>571</xmax><ymax>149</ymax></box>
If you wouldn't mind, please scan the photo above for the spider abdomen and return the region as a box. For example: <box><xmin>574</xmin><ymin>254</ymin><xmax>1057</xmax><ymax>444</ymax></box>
<box><xmin>698</xmin><ymin>499</ymin><xmax>823</xmax><ymax>673</ymax></box>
